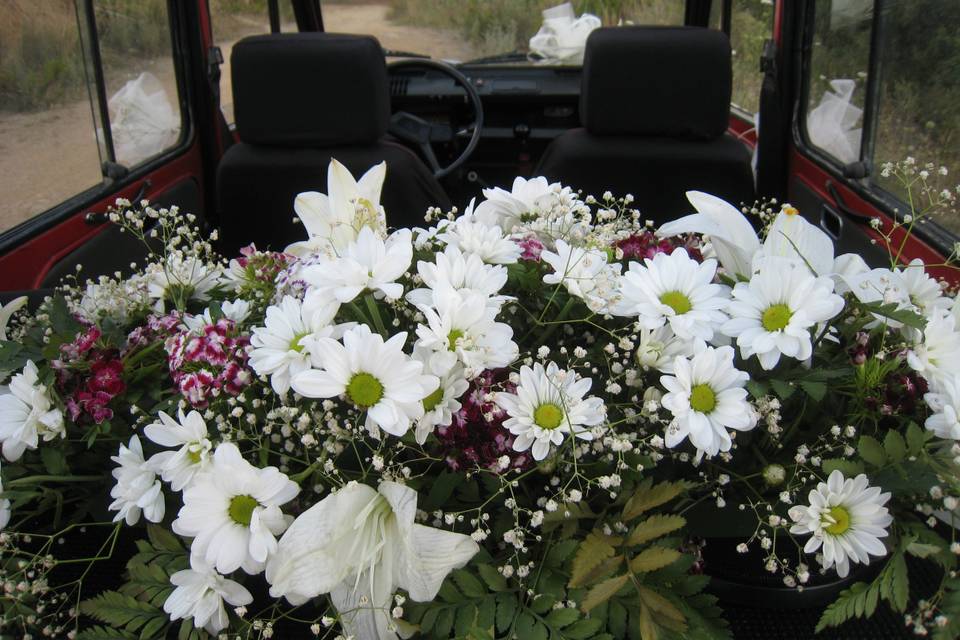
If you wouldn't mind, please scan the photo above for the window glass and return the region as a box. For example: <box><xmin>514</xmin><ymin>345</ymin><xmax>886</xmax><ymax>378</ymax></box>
<box><xmin>95</xmin><ymin>1</ymin><xmax>183</xmax><ymax>167</ymax></box>
<box><xmin>714</xmin><ymin>1</ymin><xmax>775</xmax><ymax>116</ymax></box>
<box><xmin>0</xmin><ymin>2</ymin><xmax>103</xmax><ymax>234</ymax></box>
<box><xmin>323</xmin><ymin>0</ymin><xmax>686</xmax><ymax>65</ymax></box>
<box><xmin>803</xmin><ymin>0</ymin><xmax>871</xmax><ymax>165</ymax></box>
<box><xmin>210</xmin><ymin>0</ymin><xmax>295</xmax><ymax>124</ymax></box>
<box><xmin>870</xmin><ymin>1</ymin><xmax>960</xmax><ymax>234</ymax></box>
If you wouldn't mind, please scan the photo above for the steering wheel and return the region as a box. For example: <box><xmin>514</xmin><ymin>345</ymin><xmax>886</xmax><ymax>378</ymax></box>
<box><xmin>386</xmin><ymin>59</ymin><xmax>484</xmax><ymax>179</ymax></box>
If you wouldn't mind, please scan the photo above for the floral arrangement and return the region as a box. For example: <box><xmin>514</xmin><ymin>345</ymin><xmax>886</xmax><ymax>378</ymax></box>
<box><xmin>1</xmin><ymin>157</ymin><xmax>960</xmax><ymax>639</ymax></box>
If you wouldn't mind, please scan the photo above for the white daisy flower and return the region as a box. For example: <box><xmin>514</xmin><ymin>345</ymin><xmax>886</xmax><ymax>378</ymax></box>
<box><xmin>406</xmin><ymin>245</ymin><xmax>510</xmax><ymax>310</ymax></box>
<box><xmin>144</xmin><ymin>410</ymin><xmax>214</xmax><ymax>491</ymax></box>
<box><xmin>437</xmin><ymin>216</ymin><xmax>521</xmax><ymax>265</ymax></box>
<box><xmin>172</xmin><ymin>442</ymin><xmax>299</xmax><ymax>575</ymax></box>
<box><xmin>249</xmin><ymin>294</ymin><xmax>346</xmax><ymax>394</ymax></box>
<box><xmin>494</xmin><ymin>362</ymin><xmax>606</xmax><ymax>461</ymax></box>
<box><xmin>907</xmin><ymin>309</ymin><xmax>960</xmax><ymax>388</ymax></box>
<box><xmin>541</xmin><ymin>240</ymin><xmax>622</xmax><ymax>314</ymax></box>
<box><xmin>164</xmin><ymin>563</ymin><xmax>253</xmax><ymax>635</ymax></box>
<box><xmin>291</xmin><ymin>325</ymin><xmax>438</xmax><ymax>438</ymax></box>
<box><xmin>412</xmin><ymin>348</ymin><xmax>469</xmax><ymax>445</ymax></box>
<box><xmin>615</xmin><ymin>248</ymin><xmax>728</xmax><ymax>342</ymax></box>
<box><xmin>660</xmin><ymin>345</ymin><xmax>756</xmax><ymax>457</ymax></box>
<box><xmin>109</xmin><ymin>435</ymin><xmax>165</xmax><ymax>526</ymax></box>
<box><xmin>788</xmin><ymin>470</ymin><xmax>893</xmax><ymax>578</ymax></box>
<box><xmin>286</xmin><ymin>159</ymin><xmax>387</xmax><ymax>257</ymax></box>
<box><xmin>301</xmin><ymin>227</ymin><xmax>412</xmax><ymax>304</ymax></box>
<box><xmin>415</xmin><ymin>286</ymin><xmax>518</xmax><ymax>374</ymax></box>
<box><xmin>924</xmin><ymin>375</ymin><xmax>960</xmax><ymax>440</ymax></box>
<box><xmin>0</xmin><ymin>360</ymin><xmax>65</xmax><ymax>462</ymax></box>
<box><xmin>722</xmin><ymin>257</ymin><xmax>844</xmax><ymax>370</ymax></box>
<box><xmin>635</xmin><ymin>325</ymin><xmax>703</xmax><ymax>373</ymax></box>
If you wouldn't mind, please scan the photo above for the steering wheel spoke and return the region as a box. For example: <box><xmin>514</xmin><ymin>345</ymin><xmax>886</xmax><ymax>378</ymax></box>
<box><xmin>387</xmin><ymin>59</ymin><xmax>484</xmax><ymax>179</ymax></box>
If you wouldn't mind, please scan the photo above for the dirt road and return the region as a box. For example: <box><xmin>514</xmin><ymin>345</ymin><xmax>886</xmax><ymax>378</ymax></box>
<box><xmin>0</xmin><ymin>2</ymin><xmax>476</xmax><ymax>233</ymax></box>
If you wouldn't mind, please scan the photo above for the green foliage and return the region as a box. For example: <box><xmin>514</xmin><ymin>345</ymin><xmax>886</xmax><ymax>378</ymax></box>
<box><xmin>816</xmin><ymin>548</ymin><xmax>910</xmax><ymax>632</ymax></box>
<box><xmin>79</xmin><ymin>525</ymin><xmax>195</xmax><ymax>640</ymax></box>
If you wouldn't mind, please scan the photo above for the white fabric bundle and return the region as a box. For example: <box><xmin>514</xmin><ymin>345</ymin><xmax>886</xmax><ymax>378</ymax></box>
<box><xmin>529</xmin><ymin>3</ymin><xmax>601</xmax><ymax>65</ymax></box>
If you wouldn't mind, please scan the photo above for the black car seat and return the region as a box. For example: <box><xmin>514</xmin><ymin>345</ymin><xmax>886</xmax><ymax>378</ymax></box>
<box><xmin>216</xmin><ymin>33</ymin><xmax>451</xmax><ymax>255</ymax></box>
<box><xmin>536</xmin><ymin>26</ymin><xmax>755</xmax><ymax>224</ymax></box>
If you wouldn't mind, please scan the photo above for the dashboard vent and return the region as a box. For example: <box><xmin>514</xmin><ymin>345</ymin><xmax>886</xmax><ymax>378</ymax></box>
<box><xmin>390</xmin><ymin>76</ymin><xmax>409</xmax><ymax>96</ymax></box>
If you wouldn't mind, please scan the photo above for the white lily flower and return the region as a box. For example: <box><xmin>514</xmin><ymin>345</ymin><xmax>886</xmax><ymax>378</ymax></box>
<box><xmin>266</xmin><ymin>481</ymin><xmax>479</xmax><ymax>640</ymax></box>
<box><xmin>286</xmin><ymin>159</ymin><xmax>388</xmax><ymax>257</ymax></box>
<box><xmin>0</xmin><ymin>360</ymin><xmax>65</xmax><ymax>461</ymax></box>
<box><xmin>757</xmin><ymin>206</ymin><xmax>835</xmax><ymax>276</ymax></box>
<box><xmin>658</xmin><ymin>191</ymin><xmax>760</xmax><ymax>279</ymax></box>
<box><xmin>0</xmin><ymin>296</ymin><xmax>27</xmax><ymax>342</ymax></box>
<box><xmin>301</xmin><ymin>227</ymin><xmax>413</xmax><ymax>303</ymax></box>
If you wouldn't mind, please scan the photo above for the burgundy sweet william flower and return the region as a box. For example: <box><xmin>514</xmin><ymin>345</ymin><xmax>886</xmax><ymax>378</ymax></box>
<box><xmin>88</xmin><ymin>359</ymin><xmax>126</xmax><ymax>396</ymax></box>
<box><xmin>517</xmin><ymin>235</ymin><xmax>544</xmax><ymax>262</ymax></box>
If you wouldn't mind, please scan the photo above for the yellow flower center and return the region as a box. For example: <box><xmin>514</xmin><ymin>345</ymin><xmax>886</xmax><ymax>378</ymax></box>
<box><xmin>288</xmin><ymin>332</ymin><xmax>308</xmax><ymax>353</ymax></box>
<box><xmin>761</xmin><ymin>303</ymin><xmax>793</xmax><ymax>332</ymax></box>
<box><xmin>347</xmin><ymin>372</ymin><xmax>384</xmax><ymax>408</ymax></box>
<box><xmin>689</xmin><ymin>384</ymin><xmax>716</xmax><ymax>413</ymax></box>
<box><xmin>659</xmin><ymin>291</ymin><xmax>692</xmax><ymax>315</ymax></box>
<box><xmin>228</xmin><ymin>494</ymin><xmax>259</xmax><ymax>527</ymax></box>
<box><xmin>447</xmin><ymin>329</ymin><xmax>464</xmax><ymax>351</ymax></box>
<box><xmin>782</xmin><ymin>205</ymin><xmax>799</xmax><ymax>216</ymax></box>
<box><xmin>533</xmin><ymin>403</ymin><xmax>564</xmax><ymax>430</ymax></box>
<box><xmin>187</xmin><ymin>448</ymin><xmax>203</xmax><ymax>465</ymax></box>
<box><xmin>824</xmin><ymin>505</ymin><xmax>851</xmax><ymax>535</ymax></box>
<box><xmin>422</xmin><ymin>386</ymin><xmax>445</xmax><ymax>412</ymax></box>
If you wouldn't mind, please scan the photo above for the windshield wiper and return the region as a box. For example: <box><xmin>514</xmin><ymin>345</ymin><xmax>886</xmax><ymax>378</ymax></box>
<box><xmin>462</xmin><ymin>50</ymin><xmax>532</xmax><ymax>65</ymax></box>
<box><xmin>383</xmin><ymin>49</ymin><xmax>431</xmax><ymax>59</ymax></box>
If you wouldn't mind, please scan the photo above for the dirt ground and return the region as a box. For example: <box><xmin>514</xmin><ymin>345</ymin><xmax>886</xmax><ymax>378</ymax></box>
<box><xmin>0</xmin><ymin>2</ymin><xmax>476</xmax><ymax>234</ymax></box>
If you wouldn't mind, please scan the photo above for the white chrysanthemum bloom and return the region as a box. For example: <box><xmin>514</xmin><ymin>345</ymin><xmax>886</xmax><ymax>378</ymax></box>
<box><xmin>907</xmin><ymin>309</ymin><xmax>960</xmax><ymax>388</ymax></box>
<box><xmin>267</xmin><ymin>481</ymin><xmax>479</xmax><ymax>640</ymax></box>
<box><xmin>415</xmin><ymin>286</ymin><xmax>518</xmax><ymax>375</ymax></box>
<box><xmin>144</xmin><ymin>410</ymin><xmax>214</xmax><ymax>491</ymax></box>
<box><xmin>471</xmin><ymin>176</ymin><xmax>557</xmax><ymax>232</ymax></box>
<box><xmin>291</xmin><ymin>325</ymin><xmax>438</xmax><ymax>438</ymax></box>
<box><xmin>286</xmin><ymin>159</ymin><xmax>387</xmax><ymax>257</ymax></box>
<box><xmin>301</xmin><ymin>227</ymin><xmax>412</xmax><ymax>303</ymax></box>
<box><xmin>406</xmin><ymin>245</ymin><xmax>510</xmax><ymax>310</ymax></box>
<box><xmin>109</xmin><ymin>435</ymin><xmax>165</xmax><ymax>526</ymax></box>
<box><xmin>164</xmin><ymin>563</ymin><xmax>253</xmax><ymax>635</ymax></box>
<box><xmin>182</xmin><ymin>299</ymin><xmax>252</xmax><ymax>332</ymax></box>
<box><xmin>146</xmin><ymin>255</ymin><xmax>221</xmax><ymax>306</ymax></box>
<box><xmin>0</xmin><ymin>360</ymin><xmax>65</xmax><ymax>462</ymax></box>
<box><xmin>494</xmin><ymin>362</ymin><xmax>605</xmax><ymax>461</ymax></box>
<box><xmin>660</xmin><ymin>345</ymin><xmax>756</xmax><ymax>457</ymax></box>
<box><xmin>542</xmin><ymin>239</ymin><xmax>622</xmax><ymax>313</ymax></box>
<box><xmin>615</xmin><ymin>248</ymin><xmax>728</xmax><ymax>342</ymax></box>
<box><xmin>635</xmin><ymin>325</ymin><xmax>703</xmax><ymax>374</ymax></box>
<box><xmin>172</xmin><ymin>443</ymin><xmax>299</xmax><ymax>575</ymax></box>
<box><xmin>437</xmin><ymin>217</ymin><xmax>521</xmax><ymax>265</ymax></box>
<box><xmin>412</xmin><ymin>348</ymin><xmax>469</xmax><ymax>445</ymax></box>
<box><xmin>788</xmin><ymin>470</ymin><xmax>893</xmax><ymax>578</ymax></box>
<box><xmin>899</xmin><ymin>259</ymin><xmax>950</xmax><ymax>318</ymax></box>
<box><xmin>722</xmin><ymin>256</ymin><xmax>844</xmax><ymax>370</ymax></box>
<box><xmin>924</xmin><ymin>375</ymin><xmax>960</xmax><ymax>440</ymax></box>
<box><xmin>249</xmin><ymin>294</ymin><xmax>346</xmax><ymax>394</ymax></box>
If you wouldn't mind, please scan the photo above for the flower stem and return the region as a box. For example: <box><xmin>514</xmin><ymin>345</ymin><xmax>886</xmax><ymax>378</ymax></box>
<box><xmin>364</xmin><ymin>293</ymin><xmax>389</xmax><ymax>338</ymax></box>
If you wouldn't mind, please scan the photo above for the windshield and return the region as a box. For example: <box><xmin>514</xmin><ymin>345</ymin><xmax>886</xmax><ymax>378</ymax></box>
<box><xmin>320</xmin><ymin>0</ymin><xmax>686</xmax><ymax>65</ymax></box>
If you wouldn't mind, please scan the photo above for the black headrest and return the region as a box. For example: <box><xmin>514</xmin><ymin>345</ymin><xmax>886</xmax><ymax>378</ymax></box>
<box><xmin>232</xmin><ymin>33</ymin><xmax>389</xmax><ymax>146</ymax></box>
<box><xmin>581</xmin><ymin>26</ymin><xmax>732</xmax><ymax>139</ymax></box>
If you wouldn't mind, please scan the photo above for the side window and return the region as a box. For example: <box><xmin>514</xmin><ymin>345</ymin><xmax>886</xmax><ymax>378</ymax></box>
<box><xmin>0</xmin><ymin>1</ymin><xmax>184</xmax><ymax>236</ymax></box>
<box><xmin>803</xmin><ymin>0</ymin><xmax>871</xmax><ymax>165</ymax></box>
<box><xmin>802</xmin><ymin>1</ymin><xmax>960</xmax><ymax>237</ymax></box>
<box><xmin>710</xmin><ymin>1</ymin><xmax>776</xmax><ymax>118</ymax></box>
<box><xmin>209</xmin><ymin>1</ymin><xmax>294</xmax><ymax>125</ymax></box>
<box><xmin>870</xmin><ymin>1</ymin><xmax>960</xmax><ymax>233</ymax></box>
